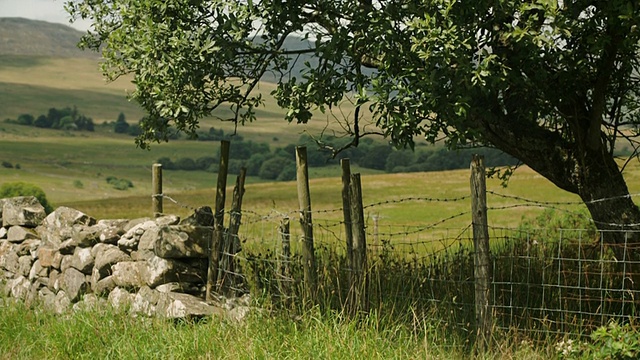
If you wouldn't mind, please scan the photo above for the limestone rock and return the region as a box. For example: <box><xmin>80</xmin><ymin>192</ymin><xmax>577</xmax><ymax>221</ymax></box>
<box><xmin>0</xmin><ymin>241</ymin><xmax>19</xmax><ymax>273</ymax></box>
<box><xmin>2</xmin><ymin>197</ymin><xmax>46</xmax><ymax>227</ymax></box>
<box><xmin>111</xmin><ymin>261</ymin><xmax>148</xmax><ymax>289</ymax></box>
<box><xmin>38</xmin><ymin>247</ymin><xmax>63</xmax><ymax>269</ymax></box>
<box><xmin>28</xmin><ymin>259</ymin><xmax>47</xmax><ymax>280</ymax></box>
<box><xmin>60</xmin><ymin>255</ymin><xmax>72</xmax><ymax>273</ymax></box>
<box><xmin>7</xmin><ymin>226</ymin><xmax>39</xmax><ymax>243</ymax></box>
<box><xmin>154</xmin><ymin>226</ymin><xmax>210</xmax><ymax>259</ymax></box>
<box><xmin>144</xmin><ymin>256</ymin><xmax>207</xmax><ymax>288</ymax></box>
<box><xmin>17</xmin><ymin>239</ymin><xmax>41</xmax><ymax>257</ymax></box>
<box><xmin>155</xmin><ymin>282</ymin><xmax>204</xmax><ymax>296</ymax></box>
<box><xmin>48</xmin><ymin>269</ymin><xmax>60</xmax><ymax>291</ymax></box>
<box><xmin>131</xmin><ymin>286</ymin><xmax>160</xmax><ymax>316</ymax></box>
<box><xmin>17</xmin><ymin>255</ymin><xmax>33</xmax><ymax>277</ymax></box>
<box><xmin>37</xmin><ymin>207</ymin><xmax>95</xmax><ymax>247</ymax></box>
<box><xmin>97</xmin><ymin>219</ymin><xmax>128</xmax><ymax>244</ymax></box>
<box><xmin>118</xmin><ymin>220</ymin><xmax>156</xmax><ymax>251</ymax></box>
<box><xmin>7</xmin><ymin>276</ymin><xmax>30</xmax><ymax>300</ymax></box>
<box><xmin>60</xmin><ymin>268</ymin><xmax>89</xmax><ymax>302</ymax></box>
<box><xmin>71</xmin><ymin>225</ymin><xmax>101</xmax><ymax>248</ymax></box>
<box><xmin>156</xmin><ymin>291</ymin><xmax>224</xmax><ymax>319</ymax></box>
<box><xmin>94</xmin><ymin>245</ymin><xmax>130</xmax><ymax>276</ymax></box>
<box><xmin>70</xmin><ymin>247</ymin><xmax>94</xmax><ymax>274</ymax></box>
<box><xmin>53</xmin><ymin>290</ymin><xmax>71</xmax><ymax>314</ymax></box>
<box><xmin>93</xmin><ymin>275</ymin><xmax>117</xmax><ymax>296</ymax></box>
<box><xmin>39</xmin><ymin>287</ymin><xmax>57</xmax><ymax>310</ymax></box>
<box><xmin>108</xmin><ymin>287</ymin><xmax>133</xmax><ymax>310</ymax></box>
<box><xmin>0</xmin><ymin>227</ymin><xmax>6</xmax><ymax>239</ymax></box>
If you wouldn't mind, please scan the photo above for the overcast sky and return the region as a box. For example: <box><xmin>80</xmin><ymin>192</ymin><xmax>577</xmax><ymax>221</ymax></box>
<box><xmin>0</xmin><ymin>0</ymin><xmax>91</xmax><ymax>31</ymax></box>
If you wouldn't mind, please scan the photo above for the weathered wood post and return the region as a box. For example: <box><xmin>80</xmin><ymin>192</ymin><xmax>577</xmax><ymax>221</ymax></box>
<box><xmin>219</xmin><ymin>167</ymin><xmax>246</xmax><ymax>295</ymax></box>
<box><xmin>341</xmin><ymin>159</ymin><xmax>354</xmax><ymax>266</ymax></box>
<box><xmin>206</xmin><ymin>140</ymin><xmax>230</xmax><ymax>300</ymax></box>
<box><xmin>470</xmin><ymin>154</ymin><xmax>492</xmax><ymax>352</ymax></box>
<box><xmin>152</xmin><ymin>163</ymin><xmax>162</xmax><ymax>218</ymax></box>
<box><xmin>296</xmin><ymin>146</ymin><xmax>317</xmax><ymax>303</ymax></box>
<box><xmin>349</xmin><ymin>173</ymin><xmax>368</xmax><ymax>314</ymax></box>
<box><xmin>279</xmin><ymin>217</ymin><xmax>291</xmax><ymax>303</ymax></box>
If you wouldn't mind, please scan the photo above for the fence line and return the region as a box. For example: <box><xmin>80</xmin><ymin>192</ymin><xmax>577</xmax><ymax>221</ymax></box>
<box><xmin>148</xmin><ymin>150</ymin><xmax>640</xmax><ymax>345</ymax></box>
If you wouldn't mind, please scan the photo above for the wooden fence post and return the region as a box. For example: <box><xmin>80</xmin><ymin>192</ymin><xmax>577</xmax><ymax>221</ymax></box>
<box><xmin>349</xmin><ymin>173</ymin><xmax>368</xmax><ymax>314</ymax></box>
<box><xmin>207</xmin><ymin>140</ymin><xmax>230</xmax><ymax>300</ymax></box>
<box><xmin>470</xmin><ymin>154</ymin><xmax>492</xmax><ymax>352</ymax></box>
<box><xmin>296</xmin><ymin>146</ymin><xmax>317</xmax><ymax>303</ymax></box>
<box><xmin>218</xmin><ymin>167</ymin><xmax>246</xmax><ymax>295</ymax></box>
<box><xmin>279</xmin><ymin>217</ymin><xmax>291</xmax><ymax>303</ymax></box>
<box><xmin>341</xmin><ymin>159</ymin><xmax>354</xmax><ymax>266</ymax></box>
<box><xmin>152</xmin><ymin>163</ymin><xmax>162</xmax><ymax>218</ymax></box>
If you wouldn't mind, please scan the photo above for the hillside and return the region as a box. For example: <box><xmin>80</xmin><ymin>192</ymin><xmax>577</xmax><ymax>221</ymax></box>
<box><xmin>0</xmin><ymin>17</ymin><xmax>96</xmax><ymax>58</ymax></box>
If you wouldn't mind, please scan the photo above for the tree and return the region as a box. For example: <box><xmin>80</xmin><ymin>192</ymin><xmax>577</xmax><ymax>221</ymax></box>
<box><xmin>114</xmin><ymin>112</ymin><xmax>129</xmax><ymax>133</ymax></box>
<box><xmin>67</xmin><ymin>1</ymin><xmax>640</xmax><ymax>246</ymax></box>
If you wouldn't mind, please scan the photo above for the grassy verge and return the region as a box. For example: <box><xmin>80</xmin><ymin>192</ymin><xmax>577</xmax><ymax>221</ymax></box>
<box><xmin>0</xmin><ymin>297</ymin><xmax>556</xmax><ymax>359</ymax></box>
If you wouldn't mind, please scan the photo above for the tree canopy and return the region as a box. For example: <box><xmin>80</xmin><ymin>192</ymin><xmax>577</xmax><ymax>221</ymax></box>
<box><xmin>67</xmin><ymin>0</ymin><xmax>640</xmax><ymax>241</ymax></box>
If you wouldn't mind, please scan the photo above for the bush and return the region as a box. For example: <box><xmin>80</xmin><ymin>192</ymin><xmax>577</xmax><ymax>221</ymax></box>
<box><xmin>106</xmin><ymin>176</ymin><xmax>134</xmax><ymax>191</ymax></box>
<box><xmin>1</xmin><ymin>161</ymin><xmax>13</xmax><ymax>168</ymax></box>
<box><xmin>173</xmin><ymin>157</ymin><xmax>197</xmax><ymax>171</ymax></box>
<box><xmin>259</xmin><ymin>157</ymin><xmax>293</xmax><ymax>180</ymax></box>
<box><xmin>0</xmin><ymin>182</ymin><xmax>54</xmax><ymax>213</ymax></box>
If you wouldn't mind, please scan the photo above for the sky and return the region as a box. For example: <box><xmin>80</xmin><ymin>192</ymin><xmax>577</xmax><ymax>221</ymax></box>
<box><xmin>0</xmin><ymin>0</ymin><xmax>91</xmax><ymax>31</ymax></box>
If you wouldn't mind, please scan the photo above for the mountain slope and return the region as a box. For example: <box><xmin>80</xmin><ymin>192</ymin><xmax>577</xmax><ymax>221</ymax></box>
<box><xmin>0</xmin><ymin>17</ymin><xmax>96</xmax><ymax>58</ymax></box>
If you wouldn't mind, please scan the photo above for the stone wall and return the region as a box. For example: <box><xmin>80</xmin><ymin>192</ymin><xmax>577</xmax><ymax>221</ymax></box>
<box><xmin>0</xmin><ymin>196</ymin><xmax>248</xmax><ymax>319</ymax></box>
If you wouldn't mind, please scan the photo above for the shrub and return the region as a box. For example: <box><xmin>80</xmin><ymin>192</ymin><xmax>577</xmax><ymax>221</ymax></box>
<box><xmin>106</xmin><ymin>176</ymin><xmax>134</xmax><ymax>191</ymax></box>
<box><xmin>0</xmin><ymin>182</ymin><xmax>54</xmax><ymax>213</ymax></box>
<box><xmin>173</xmin><ymin>157</ymin><xmax>197</xmax><ymax>171</ymax></box>
<box><xmin>73</xmin><ymin>180</ymin><xmax>84</xmax><ymax>189</ymax></box>
<box><xmin>1</xmin><ymin>161</ymin><xmax>13</xmax><ymax>168</ymax></box>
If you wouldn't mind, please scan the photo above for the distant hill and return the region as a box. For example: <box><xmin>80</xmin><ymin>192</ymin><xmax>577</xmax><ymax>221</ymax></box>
<box><xmin>0</xmin><ymin>17</ymin><xmax>96</xmax><ymax>58</ymax></box>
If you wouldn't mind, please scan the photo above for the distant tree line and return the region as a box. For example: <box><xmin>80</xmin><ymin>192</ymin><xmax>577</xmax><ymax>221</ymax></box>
<box><xmin>4</xmin><ymin>107</ymin><xmax>95</xmax><ymax>131</ymax></box>
<box><xmin>157</xmin><ymin>134</ymin><xmax>518</xmax><ymax>181</ymax></box>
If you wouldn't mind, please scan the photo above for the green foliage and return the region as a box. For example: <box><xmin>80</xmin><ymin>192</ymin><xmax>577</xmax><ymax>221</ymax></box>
<box><xmin>587</xmin><ymin>321</ymin><xmax>640</xmax><ymax>359</ymax></box>
<box><xmin>259</xmin><ymin>157</ymin><xmax>294</xmax><ymax>180</ymax></box>
<box><xmin>556</xmin><ymin>321</ymin><xmax>640</xmax><ymax>359</ymax></box>
<box><xmin>114</xmin><ymin>112</ymin><xmax>129</xmax><ymax>133</ymax></box>
<box><xmin>66</xmin><ymin>0</ymin><xmax>640</xmax><ymax>231</ymax></box>
<box><xmin>1</xmin><ymin>161</ymin><xmax>13</xmax><ymax>169</ymax></box>
<box><xmin>73</xmin><ymin>180</ymin><xmax>84</xmax><ymax>189</ymax></box>
<box><xmin>105</xmin><ymin>176</ymin><xmax>133</xmax><ymax>191</ymax></box>
<box><xmin>0</xmin><ymin>182</ymin><xmax>53</xmax><ymax>213</ymax></box>
<box><xmin>9</xmin><ymin>106</ymin><xmax>94</xmax><ymax>132</ymax></box>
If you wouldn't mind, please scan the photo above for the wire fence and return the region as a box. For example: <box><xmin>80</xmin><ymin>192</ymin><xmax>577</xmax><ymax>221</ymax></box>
<box><xmin>152</xmin><ymin>160</ymin><xmax>640</xmax><ymax>340</ymax></box>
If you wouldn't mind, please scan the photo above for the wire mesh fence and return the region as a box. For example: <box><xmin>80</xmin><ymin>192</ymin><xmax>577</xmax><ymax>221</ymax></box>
<box><xmin>212</xmin><ymin>203</ymin><xmax>640</xmax><ymax>339</ymax></box>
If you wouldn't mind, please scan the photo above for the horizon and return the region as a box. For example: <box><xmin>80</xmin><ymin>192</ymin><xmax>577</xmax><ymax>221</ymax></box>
<box><xmin>0</xmin><ymin>0</ymin><xmax>90</xmax><ymax>31</ymax></box>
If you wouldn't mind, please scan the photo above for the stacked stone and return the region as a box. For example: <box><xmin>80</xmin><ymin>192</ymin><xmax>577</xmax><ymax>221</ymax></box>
<box><xmin>0</xmin><ymin>197</ymin><xmax>242</xmax><ymax>319</ymax></box>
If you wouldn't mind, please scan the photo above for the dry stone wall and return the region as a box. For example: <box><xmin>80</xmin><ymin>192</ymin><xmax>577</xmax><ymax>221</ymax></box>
<box><xmin>0</xmin><ymin>196</ymin><xmax>249</xmax><ymax>319</ymax></box>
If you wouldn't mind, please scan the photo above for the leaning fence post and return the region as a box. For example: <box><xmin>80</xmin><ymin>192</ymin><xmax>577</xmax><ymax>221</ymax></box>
<box><xmin>296</xmin><ymin>146</ymin><xmax>317</xmax><ymax>303</ymax></box>
<box><xmin>152</xmin><ymin>163</ymin><xmax>162</xmax><ymax>218</ymax></box>
<box><xmin>470</xmin><ymin>154</ymin><xmax>492</xmax><ymax>352</ymax></box>
<box><xmin>219</xmin><ymin>167</ymin><xmax>246</xmax><ymax>295</ymax></box>
<box><xmin>207</xmin><ymin>140</ymin><xmax>230</xmax><ymax>300</ymax></box>
<box><xmin>349</xmin><ymin>173</ymin><xmax>368</xmax><ymax>314</ymax></box>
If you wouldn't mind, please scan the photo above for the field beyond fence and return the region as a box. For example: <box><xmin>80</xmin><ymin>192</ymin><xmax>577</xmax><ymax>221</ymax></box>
<box><xmin>147</xmin><ymin>143</ymin><xmax>640</xmax><ymax>347</ymax></box>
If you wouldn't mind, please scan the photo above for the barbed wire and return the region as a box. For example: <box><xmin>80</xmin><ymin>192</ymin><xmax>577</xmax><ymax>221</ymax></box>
<box><xmin>363</xmin><ymin>195</ymin><xmax>471</xmax><ymax>209</ymax></box>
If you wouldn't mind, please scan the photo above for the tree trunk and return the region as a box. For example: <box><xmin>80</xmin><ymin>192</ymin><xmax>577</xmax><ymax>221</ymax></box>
<box><xmin>478</xmin><ymin>115</ymin><xmax>640</xmax><ymax>257</ymax></box>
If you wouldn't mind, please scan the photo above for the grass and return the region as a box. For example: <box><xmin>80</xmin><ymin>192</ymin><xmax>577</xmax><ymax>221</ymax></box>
<box><xmin>0</xmin><ymin>296</ymin><xmax>557</xmax><ymax>359</ymax></box>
